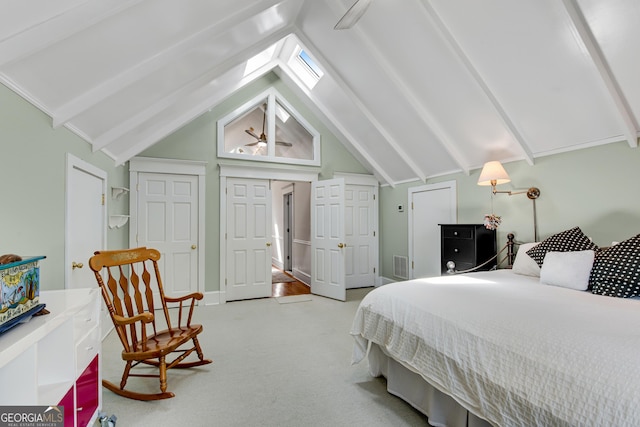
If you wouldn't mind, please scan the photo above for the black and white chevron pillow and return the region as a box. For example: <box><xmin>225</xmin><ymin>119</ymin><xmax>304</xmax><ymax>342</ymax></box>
<box><xmin>590</xmin><ymin>234</ymin><xmax>640</xmax><ymax>298</ymax></box>
<box><xmin>526</xmin><ymin>226</ymin><xmax>598</xmax><ymax>267</ymax></box>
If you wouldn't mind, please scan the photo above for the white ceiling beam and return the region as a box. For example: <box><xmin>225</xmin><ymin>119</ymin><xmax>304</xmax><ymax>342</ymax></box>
<box><xmin>274</xmin><ymin>60</ymin><xmax>394</xmax><ymax>186</ymax></box>
<box><xmin>0</xmin><ymin>0</ymin><xmax>145</xmax><ymax>67</ymax></box>
<box><xmin>561</xmin><ymin>0</ymin><xmax>638</xmax><ymax>148</ymax></box>
<box><xmin>419</xmin><ymin>1</ymin><xmax>535</xmax><ymax>166</ymax></box>
<box><xmin>109</xmin><ymin>59</ymin><xmax>286</xmax><ymax>165</ymax></box>
<box><xmin>52</xmin><ymin>0</ymin><xmax>288</xmax><ymax>128</ymax></box>
<box><xmin>92</xmin><ymin>26</ymin><xmax>293</xmax><ymax>152</ymax></box>
<box><xmin>296</xmin><ymin>18</ymin><xmax>428</xmax><ymax>181</ymax></box>
<box><xmin>329</xmin><ymin>1</ymin><xmax>472</xmax><ymax>176</ymax></box>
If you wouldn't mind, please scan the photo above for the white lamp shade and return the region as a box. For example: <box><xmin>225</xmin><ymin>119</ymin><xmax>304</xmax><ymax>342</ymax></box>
<box><xmin>478</xmin><ymin>161</ymin><xmax>511</xmax><ymax>186</ymax></box>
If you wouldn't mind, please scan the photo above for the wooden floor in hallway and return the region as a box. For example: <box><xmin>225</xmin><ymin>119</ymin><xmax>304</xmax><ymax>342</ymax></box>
<box><xmin>271</xmin><ymin>267</ymin><xmax>310</xmax><ymax>298</ymax></box>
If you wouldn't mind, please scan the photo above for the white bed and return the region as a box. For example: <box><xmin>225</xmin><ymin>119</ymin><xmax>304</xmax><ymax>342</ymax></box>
<box><xmin>350</xmin><ymin>269</ymin><xmax>640</xmax><ymax>426</ymax></box>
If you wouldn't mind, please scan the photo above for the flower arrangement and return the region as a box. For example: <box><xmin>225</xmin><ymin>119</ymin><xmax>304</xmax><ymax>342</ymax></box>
<box><xmin>484</xmin><ymin>213</ymin><xmax>502</xmax><ymax>230</ymax></box>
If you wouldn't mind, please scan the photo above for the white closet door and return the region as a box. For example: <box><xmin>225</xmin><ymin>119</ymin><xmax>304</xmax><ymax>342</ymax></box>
<box><xmin>311</xmin><ymin>178</ymin><xmax>346</xmax><ymax>301</ymax></box>
<box><xmin>66</xmin><ymin>156</ymin><xmax>106</xmax><ymax>290</ymax></box>
<box><xmin>344</xmin><ymin>184</ymin><xmax>376</xmax><ymax>288</ymax></box>
<box><xmin>410</xmin><ymin>182</ymin><xmax>456</xmax><ymax>279</ymax></box>
<box><xmin>225</xmin><ymin>178</ymin><xmax>272</xmax><ymax>301</ymax></box>
<box><xmin>138</xmin><ymin>172</ymin><xmax>199</xmax><ymax>299</ymax></box>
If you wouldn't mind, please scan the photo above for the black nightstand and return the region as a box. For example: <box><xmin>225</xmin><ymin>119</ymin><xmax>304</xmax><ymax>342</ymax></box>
<box><xmin>439</xmin><ymin>224</ymin><xmax>497</xmax><ymax>274</ymax></box>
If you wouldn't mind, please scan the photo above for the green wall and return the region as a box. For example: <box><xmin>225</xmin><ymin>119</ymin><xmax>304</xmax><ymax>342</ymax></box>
<box><xmin>140</xmin><ymin>72</ymin><xmax>368</xmax><ymax>292</ymax></box>
<box><xmin>6</xmin><ymin>68</ymin><xmax>638</xmax><ymax>291</ymax></box>
<box><xmin>380</xmin><ymin>141</ymin><xmax>640</xmax><ymax>279</ymax></box>
<box><xmin>0</xmin><ymin>83</ymin><xmax>129</xmax><ymax>290</ymax></box>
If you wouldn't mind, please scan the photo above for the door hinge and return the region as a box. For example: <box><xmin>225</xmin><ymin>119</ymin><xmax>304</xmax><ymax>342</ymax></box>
<box><xmin>136</xmin><ymin>234</ymin><xmax>139</xmax><ymax>243</ymax></box>
<box><xmin>373</xmin><ymin>267</ymin><xmax>376</xmax><ymax>274</ymax></box>
<box><xmin>101</xmin><ymin>193</ymin><xmax>105</xmax><ymax>206</ymax></box>
<box><xmin>225</xmin><ymin>278</ymin><xmax>227</xmax><ymax>285</ymax></box>
<box><xmin>412</xmin><ymin>202</ymin><xmax>414</xmax><ymax>209</ymax></box>
<box><xmin>373</xmin><ymin>231</ymin><xmax>376</xmax><ymax>237</ymax></box>
<box><xmin>373</xmin><ymin>194</ymin><xmax>376</xmax><ymax>200</ymax></box>
<box><xmin>412</xmin><ymin>261</ymin><xmax>414</xmax><ymax>269</ymax></box>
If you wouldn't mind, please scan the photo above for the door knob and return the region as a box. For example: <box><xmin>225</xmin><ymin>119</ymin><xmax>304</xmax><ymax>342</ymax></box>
<box><xmin>191</xmin><ymin>245</ymin><xmax>197</xmax><ymax>250</ymax></box>
<box><xmin>266</xmin><ymin>242</ymin><xmax>271</xmax><ymax>247</ymax></box>
<box><xmin>338</xmin><ymin>243</ymin><xmax>344</xmax><ymax>248</ymax></box>
<box><xmin>72</xmin><ymin>262</ymin><xmax>84</xmax><ymax>270</ymax></box>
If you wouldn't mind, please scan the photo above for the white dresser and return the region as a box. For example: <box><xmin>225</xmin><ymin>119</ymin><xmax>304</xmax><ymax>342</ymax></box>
<box><xmin>0</xmin><ymin>288</ymin><xmax>101</xmax><ymax>427</ymax></box>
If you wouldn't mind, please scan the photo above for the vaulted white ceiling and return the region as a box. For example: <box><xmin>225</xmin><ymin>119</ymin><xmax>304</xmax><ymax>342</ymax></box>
<box><xmin>2</xmin><ymin>0</ymin><xmax>638</xmax><ymax>186</ymax></box>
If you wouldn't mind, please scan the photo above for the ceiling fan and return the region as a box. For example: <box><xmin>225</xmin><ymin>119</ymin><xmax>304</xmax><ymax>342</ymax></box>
<box><xmin>245</xmin><ymin>105</ymin><xmax>293</xmax><ymax>147</ymax></box>
<box><xmin>334</xmin><ymin>0</ymin><xmax>372</xmax><ymax>30</ymax></box>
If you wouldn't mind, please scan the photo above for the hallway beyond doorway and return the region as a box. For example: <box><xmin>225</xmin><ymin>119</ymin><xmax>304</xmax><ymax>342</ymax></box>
<box><xmin>271</xmin><ymin>266</ymin><xmax>310</xmax><ymax>298</ymax></box>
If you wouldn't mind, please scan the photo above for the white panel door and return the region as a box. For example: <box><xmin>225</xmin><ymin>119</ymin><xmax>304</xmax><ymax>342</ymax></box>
<box><xmin>226</xmin><ymin>178</ymin><xmax>272</xmax><ymax>301</ymax></box>
<box><xmin>410</xmin><ymin>182</ymin><xmax>456</xmax><ymax>279</ymax></box>
<box><xmin>66</xmin><ymin>155</ymin><xmax>106</xmax><ymax>290</ymax></box>
<box><xmin>311</xmin><ymin>178</ymin><xmax>346</xmax><ymax>301</ymax></box>
<box><xmin>344</xmin><ymin>184</ymin><xmax>376</xmax><ymax>288</ymax></box>
<box><xmin>137</xmin><ymin>172</ymin><xmax>198</xmax><ymax>299</ymax></box>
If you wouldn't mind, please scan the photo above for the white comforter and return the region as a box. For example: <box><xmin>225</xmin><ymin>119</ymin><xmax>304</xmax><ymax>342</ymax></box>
<box><xmin>351</xmin><ymin>270</ymin><xmax>640</xmax><ymax>427</ymax></box>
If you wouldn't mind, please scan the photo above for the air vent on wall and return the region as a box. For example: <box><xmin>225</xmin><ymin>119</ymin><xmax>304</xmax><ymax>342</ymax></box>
<box><xmin>393</xmin><ymin>255</ymin><xmax>408</xmax><ymax>280</ymax></box>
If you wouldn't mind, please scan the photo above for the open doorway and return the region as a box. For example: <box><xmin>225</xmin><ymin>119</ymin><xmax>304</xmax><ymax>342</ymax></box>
<box><xmin>271</xmin><ymin>266</ymin><xmax>310</xmax><ymax>297</ymax></box>
<box><xmin>271</xmin><ymin>180</ymin><xmax>311</xmax><ymax>297</ymax></box>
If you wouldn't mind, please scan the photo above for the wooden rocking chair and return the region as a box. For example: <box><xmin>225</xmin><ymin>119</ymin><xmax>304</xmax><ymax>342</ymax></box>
<box><xmin>89</xmin><ymin>247</ymin><xmax>212</xmax><ymax>401</ymax></box>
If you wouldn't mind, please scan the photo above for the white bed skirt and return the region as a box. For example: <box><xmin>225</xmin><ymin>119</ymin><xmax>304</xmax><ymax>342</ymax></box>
<box><xmin>368</xmin><ymin>343</ymin><xmax>493</xmax><ymax>427</ymax></box>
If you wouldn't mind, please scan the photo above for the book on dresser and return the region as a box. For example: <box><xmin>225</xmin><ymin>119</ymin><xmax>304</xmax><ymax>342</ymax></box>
<box><xmin>439</xmin><ymin>224</ymin><xmax>497</xmax><ymax>275</ymax></box>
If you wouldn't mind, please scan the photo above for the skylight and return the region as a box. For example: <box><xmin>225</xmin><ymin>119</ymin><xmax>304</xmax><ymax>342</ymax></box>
<box><xmin>287</xmin><ymin>46</ymin><xmax>323</xmax><ymax>89</ymax></box>
<box><xmin>297</xmin><ymin>50</ymin><xmax>323</xmax><ymax>78</ymax></box>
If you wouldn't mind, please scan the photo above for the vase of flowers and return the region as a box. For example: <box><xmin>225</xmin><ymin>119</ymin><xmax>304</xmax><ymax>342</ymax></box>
<box><xmin>484</xmin><ymin>214</ymin><xmax>502</xmax><ymax>230</ymax></box>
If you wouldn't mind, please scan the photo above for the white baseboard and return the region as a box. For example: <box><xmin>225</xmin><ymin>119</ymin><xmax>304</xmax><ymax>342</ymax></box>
<box><xmin>204</xmin><ymin>291</ymin><xmax>223</xmax><ymax>305</ymax></box>
<box><xmin>292</xmin><ymin>268</ymin><xmax>310</xmax><ymax>286</ymax></box>
<box><xmin>272</xmin><ymin>259</ymin><xmax>284</xmax><ymax>270</ymax></box>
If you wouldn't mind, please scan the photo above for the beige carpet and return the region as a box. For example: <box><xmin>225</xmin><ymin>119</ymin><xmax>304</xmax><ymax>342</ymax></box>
<box><xmin>98</xmin><ymin>287</ymin><xmax>428</xmax><ymax>426</ymax></box>
<box><xmin>276</xmin><ymin>294</ymin><xmax>312</xmax><ymax>304</ymax></box>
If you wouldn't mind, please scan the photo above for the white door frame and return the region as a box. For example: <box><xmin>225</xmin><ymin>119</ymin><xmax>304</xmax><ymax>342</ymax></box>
<box><xmin>408</xmin><ymin>180</ymin><xmax>457</xmax><ymax>279</ymax></box>
<box><xmin>65</xmin><ymin>153</ymin><xmax>107</xmax><ymax>288</ymax></box>
<box><xmin>129</xmin><ymin>157</ymin><xmax>207</xmax><ymax>297</ymax></box>
<box><xmin>283</xmin><ymin>190</ymin><xmax>293</xmax><ymax>272</ymax></box>
<box><xmin>219</xmin><ymin>164</ymin><xmax>318</xmax><ymax>304</ymax></box>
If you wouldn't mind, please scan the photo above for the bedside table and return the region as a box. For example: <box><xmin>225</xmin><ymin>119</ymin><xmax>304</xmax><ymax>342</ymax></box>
<box><xmin>439</xmin><ymin>224</ymin><xmax>497</xmax><ymax>274</ymax></box>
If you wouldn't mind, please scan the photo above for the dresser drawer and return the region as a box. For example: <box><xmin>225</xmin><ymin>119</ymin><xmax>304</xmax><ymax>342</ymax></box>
<box><xmin>442</xmin><ymin>240</ymin><xmax>474</xmax><ymax>261</ymax></box>
<box><xmin>440</xmin><ymin>224</ymin><xmax>496</xmax><ymax>275</ymax></box>
<box><xmin>442</xmin><ymin>227</ymin><xmax>474</xmax><ymax>239</ymax></box>
<box><xmin>73</xmin><ymin>291</ymin><xmax>100</xmax><ymax>340</ymax></box>
<box><xmin>76</xmin><ymin>326</ymin><xmax>100</xmax><ymax>378</ymax></box>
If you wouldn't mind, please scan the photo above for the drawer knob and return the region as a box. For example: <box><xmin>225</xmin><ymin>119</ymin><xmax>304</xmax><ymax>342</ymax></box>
<box><xmin>454</xmin><ymin>248</ymin><xmax>459</xmax><ymax>253</ymax></box>
<box><xmin>453</xmin><ymin>231</ymin><xmax>458</xmax><ymax>236</ymax></box>
<box><xmin>446</xmin><ymin>261</ymin><xmax>456</xmax><ymax>274</ymax></box>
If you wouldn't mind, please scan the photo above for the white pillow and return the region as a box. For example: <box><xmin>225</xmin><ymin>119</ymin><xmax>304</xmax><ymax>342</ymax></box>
<box><xmin>512</xmin><ymin>242</ymin><xmax>541</xmax><ymax>277</ymax></box>
<box><xmin>539</xmin><ymin>250</ymin><xmax>595</xmax><ymax>291</ymax></box>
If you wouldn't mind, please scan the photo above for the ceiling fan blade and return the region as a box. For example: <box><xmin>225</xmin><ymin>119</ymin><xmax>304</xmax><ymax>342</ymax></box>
<box><xmin>334</xmin><ymin>0</ymin><xmax>372</xmax><ymax>30</ymax></box>
<box><xmin>245</xmin><ymin>141</ymin><xmax>260</xmax><ymax>146</ymax></box>
<box><xmin>245</xmin><ymin>128</ymin><xmax>260</xmax><ymax>140</ymax></box>
<box><xmin>276</xmin><ymin>141</ymin><xmax>293</xmax><ymax>147</ymax></box>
